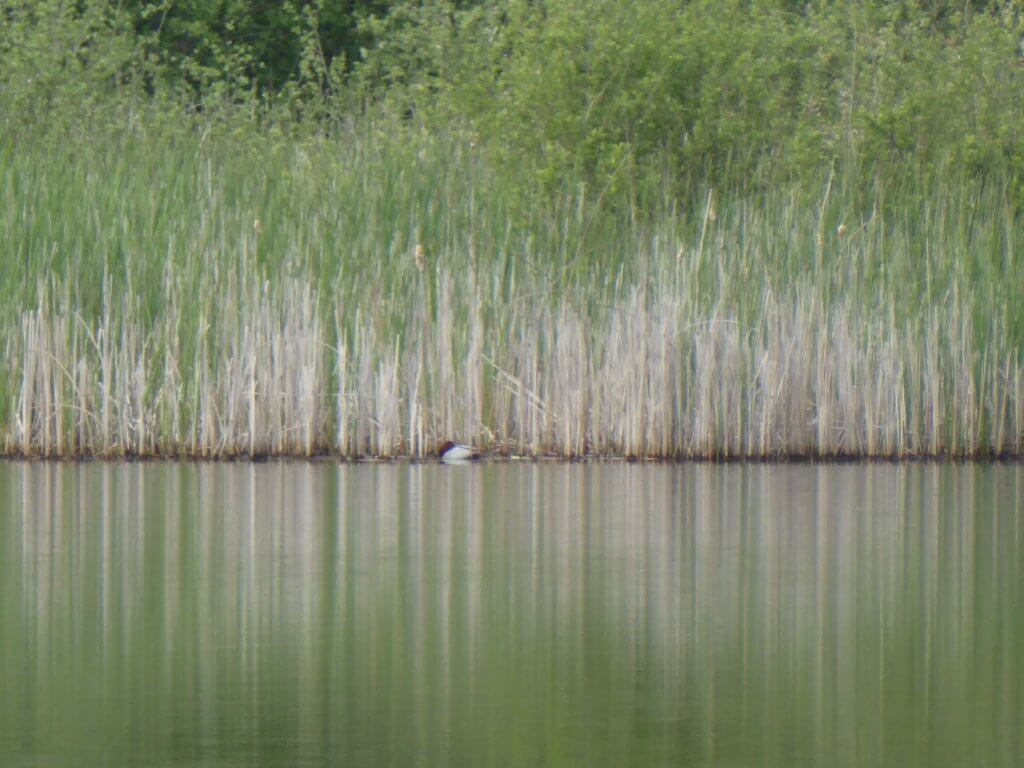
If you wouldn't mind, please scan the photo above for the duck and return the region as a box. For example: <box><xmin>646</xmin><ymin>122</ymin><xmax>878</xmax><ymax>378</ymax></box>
<box><xmin>438</xmin><ymin>440</ymin><xmax>475</xmax><ymax>461</ymax></box>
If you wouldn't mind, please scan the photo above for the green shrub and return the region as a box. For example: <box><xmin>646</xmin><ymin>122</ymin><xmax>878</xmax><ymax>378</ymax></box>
<box><xmin>351</xmin><ymin>0</ymin><xmax>1024</xmax><ymax>201</ymax></box>
<box><xmin>0</xmin><ymin>0</ymin><xmax>140</xmax><ymax>129</ymax></box>
<box><xmin>4</xmin><ymin>0</ymin><xmax>1024</xmax><ymax>203</ymax></box>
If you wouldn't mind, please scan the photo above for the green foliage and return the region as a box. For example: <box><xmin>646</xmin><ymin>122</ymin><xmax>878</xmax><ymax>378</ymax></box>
<box><xmin>849</xmin><ymin>2</ymin><xmax>1024</xmax><ymax>172</ymax></box>
<box><xmin>350</xmin><ymin>0</ymin><xmax>1024</xmax><ymax>200</ymax></box>
<box><xmin>0</xmin><ymin>0</ymin><xmax>141</xmax><ymax>128</ymax></box>
<box><xmin>119</xmin><ymin>0</ymin><xmax>378</xmax><ymax>97</ymax></box>
<box><xmin>3</xmin><ymin>0</ymin><xmax>1024</xmax><ymax>202</ymax></box>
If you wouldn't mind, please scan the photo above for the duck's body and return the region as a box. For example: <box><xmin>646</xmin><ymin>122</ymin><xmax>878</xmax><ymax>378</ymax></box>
<box><xmin>438</xmin><ymin>441</ymin><xmax>474</xmax><ymax>461</ymax></box>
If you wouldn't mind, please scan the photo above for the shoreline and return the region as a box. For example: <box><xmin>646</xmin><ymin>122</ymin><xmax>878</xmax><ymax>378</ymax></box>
<box><xmin>3</xmin><ymin>451</ymin><xmax>1022</xmax><ymax>464</ymax></box>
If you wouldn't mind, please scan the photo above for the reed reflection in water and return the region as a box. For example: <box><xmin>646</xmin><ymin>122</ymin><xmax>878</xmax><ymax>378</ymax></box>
<box><xmin>0</xmin><ymin>462</ymin><xmax>1021</xmax><ymax>767</ymax></box>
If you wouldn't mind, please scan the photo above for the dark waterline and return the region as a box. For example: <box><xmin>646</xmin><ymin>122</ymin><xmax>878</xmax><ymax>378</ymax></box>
<box><xmin>1</xmin><ymin>462</ymin><xmax>1021</xmax><ymax>767</ymax></box>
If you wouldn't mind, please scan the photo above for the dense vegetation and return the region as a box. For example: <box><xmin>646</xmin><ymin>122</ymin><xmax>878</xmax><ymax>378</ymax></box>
<box><xmin>2</xmin><ymin>0</ymin><xmax>1024</xmax><ymax>457</ymax></box>
<box><xmin>6</xmin><ymin>0</ymin><xmax>1024</xmax><ymax>196</ymax></box>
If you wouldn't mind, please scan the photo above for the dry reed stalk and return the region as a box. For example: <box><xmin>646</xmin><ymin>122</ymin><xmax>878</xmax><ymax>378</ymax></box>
<box><xmin>3</xmin><ymin>271</ymin><xmax>1023</xmax><ymax>459</ymax></box>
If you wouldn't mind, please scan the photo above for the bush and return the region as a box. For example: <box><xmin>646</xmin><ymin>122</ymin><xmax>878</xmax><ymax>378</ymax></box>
<box><xmin>3</xmin><ymin>0</ymin><xmax>1024</xmax><ymax>203</ymax></box>
<box><xmin>0</xmin><ymin>0</ymin><xmax>140</xmax><ymax>129</ymax></box>
<box><xmin>352</xmin><ymin>0</ymin><xmax>1024</xmax><ymax>201</ymax></box>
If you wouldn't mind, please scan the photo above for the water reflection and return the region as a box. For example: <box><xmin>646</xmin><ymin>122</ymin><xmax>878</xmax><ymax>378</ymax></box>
<box><xmin>0</xmin><ymin>462</ymin><xmax>1021</xmax><ymax>767</ymax></box>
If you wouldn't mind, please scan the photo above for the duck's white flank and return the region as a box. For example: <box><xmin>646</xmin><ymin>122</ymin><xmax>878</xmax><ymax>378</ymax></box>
<box><xmin>439</xmin><ymin>441</ymin><xmax>473</xmax><ymax>461</ymax></box>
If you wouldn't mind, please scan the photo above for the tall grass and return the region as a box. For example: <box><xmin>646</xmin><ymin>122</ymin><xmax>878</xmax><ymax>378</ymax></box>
<box><xmin>2</xmin><ymin>125</ymin><xmax>1022</xmax><ymax>458</ymax></box>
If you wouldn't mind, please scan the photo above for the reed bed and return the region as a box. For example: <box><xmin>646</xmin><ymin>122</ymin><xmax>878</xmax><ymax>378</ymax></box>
<box><xmin>2</xmin><ymin>127</ymin><xmax>1022</xmax><ymax>459</ymax></box>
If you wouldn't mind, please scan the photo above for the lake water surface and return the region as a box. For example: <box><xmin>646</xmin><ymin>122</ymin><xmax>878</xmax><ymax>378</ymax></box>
<box><xmin>1</xmin><ymin>461</ymin><xmax>1021</xmax><ymax>767</ymax></box>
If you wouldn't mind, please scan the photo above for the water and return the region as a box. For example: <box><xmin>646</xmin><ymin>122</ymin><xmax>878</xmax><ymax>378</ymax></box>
<box><xmin>0</xmin><ymin>462</ymin><xmax>1021</xmax><ymax>767</ymax></box>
